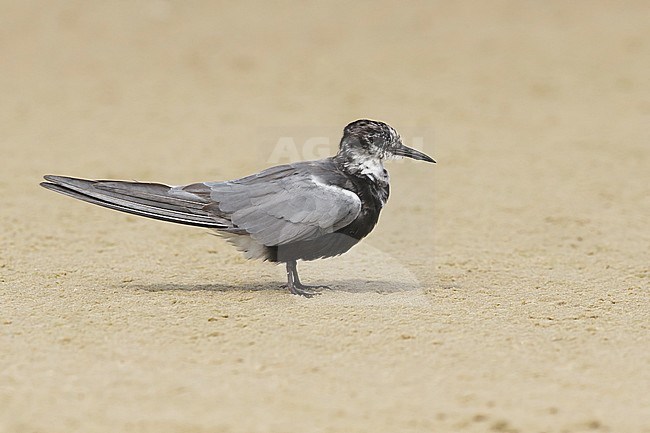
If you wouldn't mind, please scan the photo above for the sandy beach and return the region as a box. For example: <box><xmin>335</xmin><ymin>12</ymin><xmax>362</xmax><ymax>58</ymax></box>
<box><xmin>1</xmin><ymin>1</ymin><xmax>649</xmax><ymax>432</ymax></box>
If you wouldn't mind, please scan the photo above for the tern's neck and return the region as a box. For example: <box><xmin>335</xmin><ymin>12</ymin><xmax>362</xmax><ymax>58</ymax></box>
<box><xmin>333</xmin><ymin>149</ymin><xmax>388</xmax><ymax>185</ymax></box>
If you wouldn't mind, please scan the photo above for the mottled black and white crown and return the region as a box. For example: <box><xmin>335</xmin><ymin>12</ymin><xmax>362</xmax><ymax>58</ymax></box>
<box><xmin>336</xmin><ymin>119</ymin><xmax>435</xmax><ymax>166</ymax></box>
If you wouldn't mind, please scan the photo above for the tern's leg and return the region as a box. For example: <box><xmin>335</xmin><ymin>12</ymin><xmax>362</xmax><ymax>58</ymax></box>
<box><xmin>285</xmin><ymin>261</ymin><xmax>328</xmax><ymax>297</ymax></box>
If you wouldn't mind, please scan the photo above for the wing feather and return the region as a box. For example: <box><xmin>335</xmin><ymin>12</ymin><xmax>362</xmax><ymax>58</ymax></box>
<box><xmin>43</xmin><ymin>161</ymin><xmax>361</xmax><ymax>247</ymax></box>
<box><xmin>184</xmin><ymin>165</ymin><xmax>361</xmax><ymax>246</ymax></box>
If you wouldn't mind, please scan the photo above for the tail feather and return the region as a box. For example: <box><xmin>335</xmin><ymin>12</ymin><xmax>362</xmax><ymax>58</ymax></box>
<box><xmin>41</xmin><ymin>175</ymin><xmax>228</xmax><ymax>228</ymax></box>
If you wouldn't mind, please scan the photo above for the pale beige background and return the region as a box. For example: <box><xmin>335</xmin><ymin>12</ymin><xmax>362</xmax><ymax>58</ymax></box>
<box><xmin>1</xmin><ymin>1</ymin><xmax>649</xmax><ymax>432</ymax></box>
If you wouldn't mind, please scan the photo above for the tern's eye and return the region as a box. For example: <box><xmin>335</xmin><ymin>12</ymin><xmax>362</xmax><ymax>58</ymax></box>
<box><xmin>372</xmin><ymin>136</ymin><xmax>390</xmax><ymax>149</ymax></box>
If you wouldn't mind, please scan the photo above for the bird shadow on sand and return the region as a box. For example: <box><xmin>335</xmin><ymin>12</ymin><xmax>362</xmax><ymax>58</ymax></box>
<box><xmin>129</xmin><ymin>278</ymin><xmax>421</xmax><ymax>294</ymax></box>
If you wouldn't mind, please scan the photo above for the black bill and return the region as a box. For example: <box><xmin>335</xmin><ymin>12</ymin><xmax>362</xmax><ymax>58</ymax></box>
<box><xmin>392</xmin><ymin>145</ymin><xmax>436</xmax><ymax>163</ymax></box>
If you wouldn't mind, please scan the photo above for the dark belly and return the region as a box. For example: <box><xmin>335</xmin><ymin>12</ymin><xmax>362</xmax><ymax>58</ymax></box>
<box><xmin>273</xmin><ymin>232</ymin><xmax>360</xmax><ymax>262</ymax></box>
<box><xmin>270</xmin><ymin>169</ymin><xmax>387</xmax><ymax>263</ymax></box>
<box><xmin>272</xmin><ymin>199</ymin><xmax>382</xmax><ymax>262</ymax></box>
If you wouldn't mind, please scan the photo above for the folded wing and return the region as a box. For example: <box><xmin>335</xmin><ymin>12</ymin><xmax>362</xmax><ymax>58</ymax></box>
<box><xmin>183</xmin><ymin>165</ymin><xmax>362</xmax><ymax>246</ymax></box>
<box><xmin>41</xmin><ymin>175</ymin><xmax>227</xmax><ymax>228</ymax></box>
<box><xmin>42</xmin><ymin>163</ymin><xmax>362</xmax><ymax>248</ymax></box>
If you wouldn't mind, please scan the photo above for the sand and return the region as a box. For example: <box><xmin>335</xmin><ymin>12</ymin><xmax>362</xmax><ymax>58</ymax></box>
<box><xmin>1</xmin><ymin>1</ymin><xmax>649</xmax><ymax>432</ymax></box>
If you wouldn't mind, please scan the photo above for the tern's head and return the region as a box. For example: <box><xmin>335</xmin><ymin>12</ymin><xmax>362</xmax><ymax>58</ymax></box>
<box><xmin>338</xmin><ymin>119</ymin><xmax>436</xmax><ymax>164</ymax></box>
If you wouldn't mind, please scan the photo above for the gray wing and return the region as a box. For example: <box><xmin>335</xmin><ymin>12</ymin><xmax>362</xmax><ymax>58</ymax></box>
<box><xmin>41</xmin><ymin>175</ymin><xmax>228</xmax><ymax>228</ymax></box>
<box><xmin>183</xmin><ymin>166</ymin><xmax>362</xmax><ymax>246</ymax></box>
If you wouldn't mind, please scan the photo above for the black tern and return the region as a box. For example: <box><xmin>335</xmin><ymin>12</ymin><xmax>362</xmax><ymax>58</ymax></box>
<box><xmin>41</xmin><ymin>119</ymin><xmax>435</xmax><ymax>296</ymax></box>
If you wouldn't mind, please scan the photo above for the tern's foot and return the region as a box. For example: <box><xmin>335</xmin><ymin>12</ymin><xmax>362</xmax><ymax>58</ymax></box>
<box><xmin>287</xmin><ymin>282</ymin><xmax>330</xmax><ymax>297</ymax></box>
